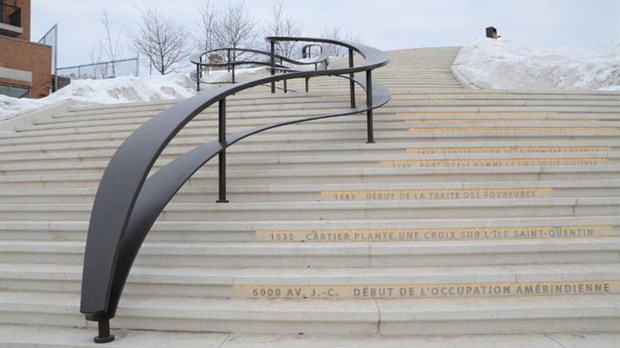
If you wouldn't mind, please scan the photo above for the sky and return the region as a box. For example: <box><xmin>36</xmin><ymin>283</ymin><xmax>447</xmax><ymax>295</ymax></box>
<box><xmin>30</xmin><ymin>0</ymin><xmax>620</xmax><ymax>69</ymax></box>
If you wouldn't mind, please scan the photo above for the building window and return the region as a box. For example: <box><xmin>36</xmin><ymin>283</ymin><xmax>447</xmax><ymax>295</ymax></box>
<box><xmin>0</xmin><ymin>2</ymin><xmax>22</xmax><ymax>27</ymax></box>
<box><xmin>0</xmin><ymin>84</ymin><xmax>30</xmax><ymax>98</ymax></box>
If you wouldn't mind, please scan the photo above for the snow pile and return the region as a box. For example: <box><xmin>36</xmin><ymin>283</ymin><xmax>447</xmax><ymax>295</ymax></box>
<box><xmin>0</xmin><ymin>67</ymin><xmax>273</xmax><ymax>122</ymax></box>
<box><xmin>453</xmin><ymin>38</ymin><xmax>620</xmax><ymax>91</ymax></box>
<box><xmin>1</xmin><ymin>73</ymin><xmax>197</xmax><ymax>121</ymax></box>
<box><xmin>199</xmin><ymin>66</ymin><xmax>268</xmax><ymax>84</ymax></box>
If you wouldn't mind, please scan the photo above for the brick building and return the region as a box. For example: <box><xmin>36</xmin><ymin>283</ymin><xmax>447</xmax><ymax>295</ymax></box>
<box><xmin>0</xmin><ymin>0</ymin><xmax>51</xmax><ymax>98</ymax></box>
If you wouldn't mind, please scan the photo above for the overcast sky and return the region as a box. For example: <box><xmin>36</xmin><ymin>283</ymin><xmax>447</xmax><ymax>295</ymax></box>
<box><xmin>31</xmin><ymin>0</ymin><xmax>620</xmax><ymax>68</ymax></box>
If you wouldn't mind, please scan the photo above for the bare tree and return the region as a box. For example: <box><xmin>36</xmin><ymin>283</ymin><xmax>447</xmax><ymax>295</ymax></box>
<box><xmin>99</xmin><ymin>11</ymin><xmax>125</xmax><ymax>77</ymax></box>
<box><xmin>214</xmin><ymin>1</ymin><xmax>258</xmax><ymax>61</ymax></box>
<box><xmin>194</xmin><ymin>1</ymin><xmax>218</xmax><ymax>52</ymax></box>
<box><xmin>87</xmin><ymin>45</ymin><xmax>104</xmax><ymax>79</ymax></box>
<box><xmin>131</xmin><ymin>8</ymin><xmax>189</xmax><ymax>75</ymax></box>
<box><xmin>320</xmin><ymin>27</ymin><xmax>360</xmax><ymax>57</ymax></box>
<box><xmin>265</xmin><ymin>0</ymin><xmax>301</xmax><ymax>59</ymax></box>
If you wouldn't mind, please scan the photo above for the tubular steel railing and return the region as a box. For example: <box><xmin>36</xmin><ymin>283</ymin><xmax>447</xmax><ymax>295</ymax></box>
<box><xmin>80</xmin><ymin>37</ymin><xmax>390</xmax><ymax>343</ymax></box>
<box><xmin>191</xmin><ymin>43</ymin><xmax>329</xmax><ymax>90</ymax></box>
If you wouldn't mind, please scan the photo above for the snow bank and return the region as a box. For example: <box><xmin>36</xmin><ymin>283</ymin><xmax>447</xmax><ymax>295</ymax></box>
<box><xmin>1</xmin><ymin>74</ymin><xmax>197</xmax><ymax>122</ymax></box>
<box><xmin>0</xmin><ymin>67</ymin><xmax>271</xmax><ymax>122</ymax></box>
<box><xmin>453</xmin><ymin>38</ymin><xmax>620</xmax><ymax>91</ymax></box>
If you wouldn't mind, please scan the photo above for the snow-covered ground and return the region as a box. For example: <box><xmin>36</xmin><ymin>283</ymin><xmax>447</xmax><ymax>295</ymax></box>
<box><xmin>453</xmin><ymin>38</ymin><xmax>620</xmax><ymax>91</ymax></box>
<box><xmin>2</xmin><ymin>40</ymin><xmax>619</xmax><ymax>121</ymax></box>
<box><xmin>0</xmin><ymin>67</ymin><xmax>266</xmax><ymax>122</ymax></box>
<box><xmin>0</xmin><ymin>74</ymin><xmax>196</xmax><ymax>122</ymax></box>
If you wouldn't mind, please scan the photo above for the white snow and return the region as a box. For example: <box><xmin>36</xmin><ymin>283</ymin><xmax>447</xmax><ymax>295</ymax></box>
<box><xmin>0</xmin><ymin>67</ymin><xmax>270</xmax><ymax>122</ymax></box>
<box><xmin>0</xmin><ymin>73</ymin><xmax>196</xmax><ymax>121</ymax></box>
<box><xmin>453</xmin><ymin>38</ymin><xmax>620</xmax><ymax>91</ymax></box>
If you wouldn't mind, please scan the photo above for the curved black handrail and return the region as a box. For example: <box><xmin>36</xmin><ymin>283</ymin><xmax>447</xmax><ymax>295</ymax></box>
<box><xmin>80</xmin><ymin>37</ymin><xmax>390</xmax><ymax>343</ymax></box>
<box><xmin>190</xmin><ymin>43</ymin><xmax>330</xmax><ymax>88</ymax></box>
<box><xmin>190</xmin><ymin>45</ymin><xmax>329</xmax><ymax>68</ymax></box>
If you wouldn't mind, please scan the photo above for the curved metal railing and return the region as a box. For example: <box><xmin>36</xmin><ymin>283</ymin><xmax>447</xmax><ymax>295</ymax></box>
<box><xmin>190</xmin><ymin>43</ymin><xmax>330</xmax><ymax>87</ymax></box>
<box><xmin>80</xmin><ymin>37</ymin><xmax>390</xmax><ymax>343</ymax></box>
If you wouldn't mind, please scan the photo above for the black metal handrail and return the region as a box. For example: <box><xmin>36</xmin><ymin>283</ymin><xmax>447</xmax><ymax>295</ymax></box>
<box><xmin>80</xmin><ymin>36</ymin><xmax>390</xmax><ymax>343</ymax></box>
<box><xmin>190</xmin><ymin>43</ymin><xmax>329</xmax><ymax>88</ymax></box>
<box><xmin>0</xmin><ymin>2</ymin><xmax>21</xmax><ymax>27</ymax></box>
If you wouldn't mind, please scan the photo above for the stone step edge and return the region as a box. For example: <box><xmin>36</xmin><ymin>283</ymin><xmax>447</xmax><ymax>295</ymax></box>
<box><xmin>2</xmin><ymin>153</ymin><xmax>619</xmax><ymax>172</ymax></box>
<box><xmin>2</xmin><ymin>262</ymin><xmax>617</xmax><ymax>289</ymax></box>
<box><xmin>2</xmin><ymin>325</ymin><xmax>618</xmax><ymax>348</ymax></box>
<box><xmin>6</xmin><ymin>121</ymin><xmax>620</xmax><ymax>141</ymax></box>
<box><xmin>3</xmin><ymin>165</ymin><xmax>619</xmax><ymax>185</ymax></box>
<box><xmin>2</xmin><ymin>196</ymin><xmax>616</xmax><ymax>211</ymax></box>
<box><xmin>2</xmin><ymin>179</ymin><xmax>618</xmax><ymax>195</ymax></box>
<box><xmin>2</xmin><ymin>237</ymin><xmax>618</xmax><ymax>255</ymax></box>
<box><xmin>24</xmin><ymin>114</ymin><xmax>620</xmax><ymax>133</ymax></box>
<box><xmin>1</xmin><ymin>291</ymin><xmax>618</xmax><ymax>336</ymax></box>
<box><xmin>1</xmin><ymin>215</ymin><xmax>617</xmax><ymax>230</ymax></box>
<box><xmin>0</xmin><ymin>139</ymin><xmax>620</xmax><ymax>158</ymax></box>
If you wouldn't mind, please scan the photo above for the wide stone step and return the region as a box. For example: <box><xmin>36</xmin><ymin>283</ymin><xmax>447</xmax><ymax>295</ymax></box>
<box><xmin>2</xmin><ymin>151</ymin><xmax>618</xmax><ymax>176</ymax></box>
<box><xmin>2</xmin><ymin>215</ymin><xmax>617</xmax><ymax>243</ymax></box>
<box><xmin>2</xmin><ymin>325</ymin><xmax>614</xmax><ymax>348</ymax></box>
<box><xmin>3</xmin><ymin>165</ymin><xmax>619</xmax><ymax>190</ymax></box>
<box><xmin>17</xmin><ymin>116</ymin><xmax>617</xmax><ymax>146</ymax></box>
<box><xmin>2</xmin><ymin>138</ymin><xmax>617</xmax><ymax>160</ymax></box>
<box><xmin>10</xmin><ymin>103</ymin><xmax>620</xmax><ymax>135</ymax></box>
<box><xmin>0</xmin><ymin>196</ymin><xmax>618</xmax><ymax>221</ymax></box>
<box><xmin>1</xmin><ymin>262</ymin><xmax>618</xmax><ymax>299</ymax></box>
<box><xmin>2</xmin><ymin>236</ymin><xmax>618</xmax><ymax>268</ymax></box>
<box><xmin>3</xmin><ymin>124</ymin><xmax>618</xmax><ymax>148</ymax></box>
<box><xmin>2</xmin><ymin>180</ymin><xmax>618</xmax><ymax>203</ymax></box>
<box><xmin>16</xmin><ymin>103</ymin><xmax>358</xmax><ymax>133</ymax></box>
<box><xmin>1</xmin><ymin>291</ymin><xmax>618</xmax><ymax>336</ymax></box>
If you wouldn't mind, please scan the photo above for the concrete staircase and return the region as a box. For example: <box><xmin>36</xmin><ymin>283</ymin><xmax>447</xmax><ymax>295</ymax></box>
<box><xmin>1</xmin><ymin>47</ymin><xmax>619</xmax><ymax>346</ymax></box>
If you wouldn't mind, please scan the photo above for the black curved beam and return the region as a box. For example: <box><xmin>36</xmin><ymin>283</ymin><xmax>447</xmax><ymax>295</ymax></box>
<box><xmin>106</xmin><ymin>80</ymin><xmax>390</xmax><ymax>319</ymax></box>
<box><xmin>191</xmin><ymin>44</ymin><xmax>329</xmax><ymax>89</ymax></box>
<box><xmin>80</xmin><ymin>37</ymin><xmax>390</xmax><ymax>342</ymax></box>
<box><xmin>190</xmin><ymin>43</ymin><xmax>330</xmax><ymax>69</ymax></box>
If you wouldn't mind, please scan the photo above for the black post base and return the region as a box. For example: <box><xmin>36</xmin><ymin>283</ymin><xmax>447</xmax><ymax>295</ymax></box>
<box><xmin>94</xmin><ymin>319</ymin><xmax>115</xmax><ymax>343</ymax></box>
<box><xmin>216</xmin><ymin>199</ymin><xmax>229</xmax><ymax>203</ymax></box>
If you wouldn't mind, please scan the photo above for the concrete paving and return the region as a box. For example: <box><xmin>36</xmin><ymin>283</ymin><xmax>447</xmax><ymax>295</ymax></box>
<box><xmin>1</xmin><ymin>325</ymin><xmax>619</xmax><ymax>348</ymax></box>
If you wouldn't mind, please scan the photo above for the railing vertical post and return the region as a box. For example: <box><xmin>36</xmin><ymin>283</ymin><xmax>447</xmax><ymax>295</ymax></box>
<box><xmin>366</xmin><ymin>69</ymin><xmax>374</xmax><ymax>143</ymax></box>
<box><xmin>196</xmin><ymin>57</ymin><xmax>201</xmax><ymax>92</ymax></box>
<box><xmin>227</xmin><ymin>49</ymin><xmax>231</xmax><ymax>72</ymax></box>
<box><xmin>270</xmin><ymin>40</ymin><xmax>276</xmax><ymax>94</ymax></box>
<box><xmin>217</xmin><ymin>99</ymin><xmax>229</xmax><ymax>203</ymax></box>
<box><xmin>349</xmin><ymin>48</ymin><xmax>356</xmax><ymax>108</ymax></box>
<box><xmin>232</xmin><ymin>64</ymin><xmax>236</xmax><ymax>84</ymax></box>
<box><xmin>94</xmin><ymin>319</ymin><xmax>114</xmax><ymax>343</ymax></box>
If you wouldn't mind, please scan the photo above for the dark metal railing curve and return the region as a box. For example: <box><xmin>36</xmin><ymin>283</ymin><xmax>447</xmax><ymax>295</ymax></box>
<box><xmin>190</xmin><ymin>43</ymin><xmax>330</xmax><ymax>88</ymax></box>
<box><xmin>80</xmin><ymin>37</ymin><xmax>390</xmax><ymax>343</ymax></box>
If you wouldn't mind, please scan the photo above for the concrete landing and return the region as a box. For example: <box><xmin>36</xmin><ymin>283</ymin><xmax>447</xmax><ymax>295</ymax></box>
<box><xmin>1</xmin><ymin>325</ymin><xmax>619</xmax><ymax>348</ymax></box>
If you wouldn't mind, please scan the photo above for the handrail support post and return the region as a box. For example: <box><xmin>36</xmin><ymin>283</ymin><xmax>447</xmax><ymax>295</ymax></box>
<box><xmin>217</xmin><ymin>99</ymin><xmax>229</xmax><ymax>203</ymax></box>
<box><xmin>227</xmin><ymin>49</ymin><xmax>231</xmax><ymax>72</ymax></box>
<box><xmin>196</xmin><ymin>57</ymin><xmax>202</xmax><ymax>92</ymax></box>
<box><xmin>349</xmin><ymin>48</ymin><xmax>356</xmax><ymax>108</ymax></box>
<box><xmin>94</xmin><ymin>319</ymin><xmax>114</xmax><ymax>343</ymax></box>
<box><xmin>366</xmin><ymin>70</ymin><xmax>374</xmax><ymax>143</ymax></box>
<box><xmin>270</xmin><ymin>40</ymin><xmax>276</xmax><ymax>94</ymax></box>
